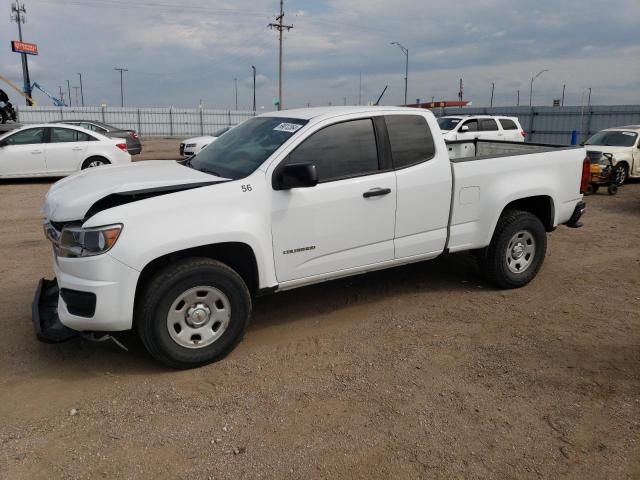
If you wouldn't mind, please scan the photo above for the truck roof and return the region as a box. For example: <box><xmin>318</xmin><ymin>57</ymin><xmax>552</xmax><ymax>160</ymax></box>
<box><xmin>261</xmin><ymin>106</ymin><xmax>426</xmax><ymax>121</ymax></box>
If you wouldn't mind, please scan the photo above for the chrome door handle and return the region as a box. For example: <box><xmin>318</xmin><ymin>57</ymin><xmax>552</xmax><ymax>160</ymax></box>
<box><xmin>30</xmin><ymin>150</ymin><xmax>43</xmax><ymax>154</ymax></box>
<box><xmin>72</xmin><ymin>147</ymin><xmax>83</xmax><ymax>151</ymax></box>
<box><xmin>363</xmin><ymin>187</ymin><xmax>391</xmax><ymax>198</ymax></box>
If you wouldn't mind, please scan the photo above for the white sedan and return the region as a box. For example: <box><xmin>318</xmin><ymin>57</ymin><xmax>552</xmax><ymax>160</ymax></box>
<box><xmin>179</xmin><ymin>126</ymin><xmax>232</xmax><ymax>157</ymax></box>
<box><xmin>0</xmin><ymin>124</ymin><xmax>132</xmax><ymax>178</ymax></box>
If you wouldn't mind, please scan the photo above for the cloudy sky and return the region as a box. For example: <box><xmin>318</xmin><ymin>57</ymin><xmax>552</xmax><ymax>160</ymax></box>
<box><xmin>1</xmin><ymin>0</ymin><xmax>638</xmax><ymax>110</ymax></box>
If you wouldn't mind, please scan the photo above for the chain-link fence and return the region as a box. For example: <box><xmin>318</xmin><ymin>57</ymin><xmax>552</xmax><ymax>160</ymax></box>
<box><xmin>15</xmin><ymin>106</ymin><xmax>256</xmax><ymax>137</ymax></box>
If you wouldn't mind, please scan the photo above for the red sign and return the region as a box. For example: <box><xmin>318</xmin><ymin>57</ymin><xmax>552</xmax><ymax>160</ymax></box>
<box><xmin>11</xmin><ymin>41</ymin><xmax>38</xmax><ymax>55</ymax></box>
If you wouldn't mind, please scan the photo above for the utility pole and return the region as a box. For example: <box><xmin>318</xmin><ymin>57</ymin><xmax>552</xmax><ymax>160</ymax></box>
<box><xmin>529</xmin><ymin>69</ymin><xmax>548</xmax><ymax>107</ymax></box>
<box><xmin>490</xmin><ymin>82</ymin><xmax>495</xmax><ymax>108</ymax></box>
<box><xmin>10</xmin><ymin>0</ymin><xmax>33</xmax><ymax>106</ymax></box>
<box><xmin>114</xmin><ymin>67</ymin><xmax>127</xmax><ymax>107</ymax></box>
<box><xmin>587</xmin><ymin>87</ymin><xmax>591</xmax><ymax>107</ymax></box>
<box><xmin>458</xmin><ymin>78</ymin><xmax>463</xmax><ymax>102</ymax></box>
<box><xmin>358</xmin><ymin>72</ymin><xmax>362</xmax><ymax>105</ymax></box>
<box><xmin>73</xmin><ymin>86</ymin><xmax>79</xmax><ymax>107</ymax></box>
<box><xmin>234</xmin><ymin>77</ymin><xmax>238</xmax><ymax>110</ymax></box>
<box><xmin>77</xmin><ymin>73</ymin><xmax>84</xmax><ymax>106</ymax></box>
<box><xmin>58</xmin><ymin>85</ymin><xmax>65</xmax><ymax>106</ymax></box>
<box><xmin>517</xmin><ymin>89</ymin><xmax>520</xmax><ymax>106</ymax></box>
<box><xmin>66</xmin><ymin>80</ymin><xmax>71</xmax><ymax>106</ymax></box>
<box><xmin>561</xmin><ymin>84</ymin><xmax>565</xmax><ymax>107</ymax></box>
<box><xmin>390</xmin><ymin>42</ymin><xmax>409</xmax><ymax>105</ymax></box>
<box><xmin>251</xmin><ymin>66</ymin><xmax>256</xmax><ymax>112</ymax></box>
<box><xmin>269</xmin><ymin>0</ymin><xmax>293</xmax><ymax>111</ymax></box>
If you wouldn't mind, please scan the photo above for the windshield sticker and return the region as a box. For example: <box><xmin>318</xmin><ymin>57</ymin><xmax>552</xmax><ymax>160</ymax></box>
<box><xmin>273</xmin><ymin>122</ymin><xmax>303</xmax><ymax>133</ymax></box>
<box><xmin>622</xmin><ymin>132</ymin><xmax>636</xmax><ymax>136</ymax></box>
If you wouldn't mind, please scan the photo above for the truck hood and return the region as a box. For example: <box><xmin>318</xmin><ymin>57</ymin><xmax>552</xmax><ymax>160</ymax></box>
<box><xmin>43</xmin><ymin>160</ymin><xmax>226</xmax><ymax>222</ymax></box>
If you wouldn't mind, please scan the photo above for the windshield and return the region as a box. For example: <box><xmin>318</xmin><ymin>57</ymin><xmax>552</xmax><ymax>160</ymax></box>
<box><xmin>437</xmin><ymin>117</ymin><xmax>462</xmax><ymax>131</ymax></box>
<box><xmin>585</xmin><ymin>131</ymin><xmax>638</xmax><ymax>147</ymax></box>
<box><xmin>190</xmin><ymin>117</ymin><xmax>308</xmax><ymax>179</ymax></box>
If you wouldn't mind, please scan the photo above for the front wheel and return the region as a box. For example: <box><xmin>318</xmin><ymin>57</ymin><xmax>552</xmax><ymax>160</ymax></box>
<box><xmin>608</xmin><ymin>183</ymin><xmax>618</xmax><ymax>195</ymax></box>
<box><xmin>614</xmin><ymin>163</ymin><xmax>628</xmax><ymax>185</ymax></box>
<box><xmin>137</xmin><ymin>258</ymin><xmax>251</xmax><ymax>369</ymax></box>
<box><xmin>478</xmin><ymin>210</ymin><xmax>547</xmax><ymax>289</ymax></box>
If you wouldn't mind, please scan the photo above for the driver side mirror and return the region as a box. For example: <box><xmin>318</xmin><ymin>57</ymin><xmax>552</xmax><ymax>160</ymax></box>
<box><xmin>460</xmin><ymin>125</ymin><xmax>469</xmax><ymax>132</ymax></box>
<box><xmin>273</xmin><ymin>162</ymin><xmax>318</xmax><ymax>190</ymax></box>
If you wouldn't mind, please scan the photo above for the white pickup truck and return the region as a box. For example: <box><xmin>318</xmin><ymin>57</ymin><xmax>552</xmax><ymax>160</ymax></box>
<box><xmin>33</xmin><ymin>106</ymin><xmax>588</xmax><ymax>368</ymax></box>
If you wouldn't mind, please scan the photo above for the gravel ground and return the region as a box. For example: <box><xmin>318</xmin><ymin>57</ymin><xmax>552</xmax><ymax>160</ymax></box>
<box><xmin>1</xmin><ymin>138</ymin><xmax>639</xmax><ymax>479</ymax></box>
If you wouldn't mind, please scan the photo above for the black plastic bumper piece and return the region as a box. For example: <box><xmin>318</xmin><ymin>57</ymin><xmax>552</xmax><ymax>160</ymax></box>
<box><xmin>32</xmin><ymin>278</ymin><xmax>80</xmax><ymax>343</ymax></box>
<box><xmin>565</xmin><ymin>201</ymin><xmax>586</xmax><ymax>228</ymax></box>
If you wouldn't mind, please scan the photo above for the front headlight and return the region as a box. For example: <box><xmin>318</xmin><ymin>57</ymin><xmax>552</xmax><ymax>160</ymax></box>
<box><xmin>58</xmin><ymin>224</ymin><xmax>123</xmax><ymax>258</ymax></box>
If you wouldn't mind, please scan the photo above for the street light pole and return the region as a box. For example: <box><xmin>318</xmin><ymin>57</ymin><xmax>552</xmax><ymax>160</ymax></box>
<box><xmin>490</xmin><ymin>82</ymin><xmax>495</xmax><ymax>108</ymax></box>
<box><xmin>529</xmin><ymin>69</ymin><xmax>548</xmax><ymax>107</ymax></box>
<box><xmin>251</xmin><ymin>66</ymin><xmax>256</xmax><ymax>112</ymax></box>
<box><xmin>77</xmin><ymin>72</ymin><xmax>84</xmax><ymax>107</ymax></box>
<box><xmin>66</xmin><ymin>79</ymin><xmax>71</xmax><ymax>107</ymax></box>
<box><xmin>114</xmin><ymin>67</ymin><xmax>128</xmax><ymax>107</ymax></box>
<box><xmin>391</xmin><ymin>42</ymin><xmax>409</xmax><ymax>106</ymax></box>
<box><xmin>234</xmin><ymin>77</ymin><xmax>238</xmax><ymax>111</ymax></box>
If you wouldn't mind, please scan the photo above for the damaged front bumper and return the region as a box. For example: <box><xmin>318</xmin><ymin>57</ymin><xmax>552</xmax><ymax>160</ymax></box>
<box><xmin>31</xmin><ymin>278</ymin><xmax>79</xmax><ymax>343</ymax></box>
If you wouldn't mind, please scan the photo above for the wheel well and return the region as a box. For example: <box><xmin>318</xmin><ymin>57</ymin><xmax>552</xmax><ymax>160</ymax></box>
<box><xmin>82</xmin><ymin>156</ymin><xmax>110</xmax><ymax>169</ymax></box>
<box><xmin>502</xmin><ymin>195</ymin><xmax>554</xmax><ymax>231</ymax></box>
<box><xmin>135</xmin><ymin>242</ymin><xmax>259</xmax><ymax>310</ymax></box>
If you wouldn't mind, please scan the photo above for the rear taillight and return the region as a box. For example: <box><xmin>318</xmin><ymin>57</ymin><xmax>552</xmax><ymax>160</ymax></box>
<box><xmin>580</xmin><ymin>157</ymin><xmax>590</xmax><ymax>194</ymax></box>
<box><xmin>116</xmin><ymin>143</ymin><xmax>128</xmax><ymax>151</ymax></box>
<box><xmin>130</xmin><ymin>131</ymin><xmax>138</xmax><ymax>140</ymax></box>
<box><xmin>521</xmin><ymin>130</ymin><xmax>527</xmax><ymax>138</ymax></box>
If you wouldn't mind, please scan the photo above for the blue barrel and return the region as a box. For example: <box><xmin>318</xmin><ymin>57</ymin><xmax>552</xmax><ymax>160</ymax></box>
<box><xmin>571</xmin><ymin>130</ymin><xmax>578</xmax><ymax>145</ymax></box>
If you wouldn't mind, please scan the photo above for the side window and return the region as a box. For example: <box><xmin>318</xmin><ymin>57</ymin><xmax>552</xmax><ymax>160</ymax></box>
<box><xmin>499</xmin><ymin>119</ymin><xmax>518</xmax><ymax>130</ymax></box>
<box><xmin>79</xmin><ymin>123</ymin><xmax>95</xmax><ymax>131</ymax></box>
<box><xmin>461</xmin><ymin>119</ymin><xmax>478</xmax><ymax>132</ymax></box>
<box><xmin>76</xmin><ymin>131</ymin><xmax>95</xmax><ymax>141</ymax></box>
<box><xmin>51</xmin><ymin>128</ymin><xmax>78</xmax><ymax>143</ymax></box>
<box><xmin>479</xmin><ymin>119</ymin><xmax>498</xmax><ymax>131</ymax></box>
<box><xmin>287</xmin><ymin>119</ymin><xmax>379</xmax><ymax>182</ymax></box>
<box><xmin>3</xmin><ymin>128</ymin><xmax>45</xmax><ymax>145</ymax></box>
<box><xmin>385</xmin><ymin>115</ymin><xmax>435</xmax><ymax>168</ymax></box>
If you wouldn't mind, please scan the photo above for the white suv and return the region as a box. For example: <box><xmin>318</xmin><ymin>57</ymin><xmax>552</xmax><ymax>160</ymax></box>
<box><xmin>438</xmin><ymin>115</ymin><xmax>526</xmax><ymax>142</ymax></box>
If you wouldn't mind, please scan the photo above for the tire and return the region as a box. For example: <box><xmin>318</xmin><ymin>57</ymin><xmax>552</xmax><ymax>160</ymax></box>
<box><xmin>81</xmin><ymin>156</ymin><xmax>110</xmax><ymax>169</ymax></box>
<box><xmin>0</xmin><ymin>108</ymin><xmax>7</xmax><ymax>124</ymax></box>
<box><xmin>608</xmin><ymin>184</ymin><xmax>618</xmax><ymax>195</ymax></box>
<box><xmin>136</xmin><ymin>257</ymin><xmax>252</xmax><ymax>369</ymax></box>
<box><xmin>479</xmin><ymin>210</ymin><xmax>547</xmax><ymax>289</ymax></box>
<box><xmin>614</xmin><ymin>163</ymin><xmax>628</xmax><ymax>185</ymax></box>
<box><xmin>585</xmin><ymin>184</ymin><xmax>597</xmax><ymax>195</ymax></box>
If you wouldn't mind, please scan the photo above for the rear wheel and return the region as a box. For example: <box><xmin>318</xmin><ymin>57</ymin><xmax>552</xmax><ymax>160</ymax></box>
<box><xmin>81</xmin><ymin>156</ymin><xmax>110</xmax><ymax>169</ymax></box>
<box><xmin>585</xmin><ymin>184</ymin><xmax>597</xmax><ymax>195</ymax></box>
<box><xmin>608</xmin><ymin>184</ymin><xmax>618</xmax><ymax>195</ymax></box>
<box><xmin>478</xmin><ymin>210</ymin><xmax>547</xmax><ymax>289</ymax></box>
<box><xmin>136</xmin><ymin>258</ymin><xmax>251</xmax><ymax>369</ymax></box>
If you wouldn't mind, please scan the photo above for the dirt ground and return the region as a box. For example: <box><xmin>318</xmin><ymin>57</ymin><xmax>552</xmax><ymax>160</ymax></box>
<box><xmin>1</xmin><ymin>138</ymin><xmax>639</xmax><ymax>479</ymax></box>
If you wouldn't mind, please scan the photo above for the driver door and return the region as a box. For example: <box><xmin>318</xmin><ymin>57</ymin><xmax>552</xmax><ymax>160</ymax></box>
<box><xmin>0</xmin><ymin>127</ymin><xmax>46</xmax><ymax>176</ymax></box>
<box><xmin>271</xmin><ymin>118</ymin><xmax>396</xmax><ymax>283</ymax></box>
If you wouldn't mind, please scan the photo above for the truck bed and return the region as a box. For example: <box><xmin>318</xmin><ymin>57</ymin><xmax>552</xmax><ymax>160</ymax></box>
<box><xmin>446</xmin><ymin>138</ymin><xmax>578</xmax><ymax>161</ymax></box>
<box><xmin>445</xmin><ymin>139</ymin><xmax>586</xmax><ymax>253</ymax></box>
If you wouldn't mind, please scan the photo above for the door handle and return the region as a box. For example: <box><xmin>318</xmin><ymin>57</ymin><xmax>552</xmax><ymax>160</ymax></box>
<box><xmin>30</xmin><ymin>150</ymin><xmax>43</xmax><ymax>154</ymax></box>
<box><xmin>363</xmin><ymin>187</ymin><xmax>391</xmax><ymax>198</ymax></box>
<box><xmin>72</xmin><ymin>147</ymin><xmax>83</xmax><ymax>151</ymax></box>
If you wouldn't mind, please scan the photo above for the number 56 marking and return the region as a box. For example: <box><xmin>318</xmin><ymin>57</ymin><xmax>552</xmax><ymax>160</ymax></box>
<box><xmin>241</xmin><ymin>184</ymin><xmax>252</xmax><ymax>192</ymax></box>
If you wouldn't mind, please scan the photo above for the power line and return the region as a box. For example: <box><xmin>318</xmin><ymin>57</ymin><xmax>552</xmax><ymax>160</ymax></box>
<box><xmin>269</xmin><ymin>0</ymin><xmax>293</xmax><ymax>111</ymax></box>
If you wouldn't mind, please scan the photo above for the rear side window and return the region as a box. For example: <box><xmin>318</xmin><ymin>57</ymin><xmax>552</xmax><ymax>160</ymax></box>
<box><xmin>287</xmin><ymin>119</ymin><xmax>379</xmax><ymax>182</ymax></box>
<box><xmin>499</xmin><ymin>119</ymin><xmax>518</xmax><ymax>130</ymax></box>
<box><xmin>77</xmin><ymin>131</ymin><xmax>96</xmax><ymax>141</ymax></box>
<box><xmin>479</xmin><ymin>119</ymin><xmax>498</xmax><ymax>131</ymax></box>
<box><xmin>385</xmin><ymin>115</ymin><xmax>435</xmax><ymax>168</ymax></box>
<box><xmin>51</xmin><ymin>128</ymin><xmax>78</xmax><ymax>143</ymax></box>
